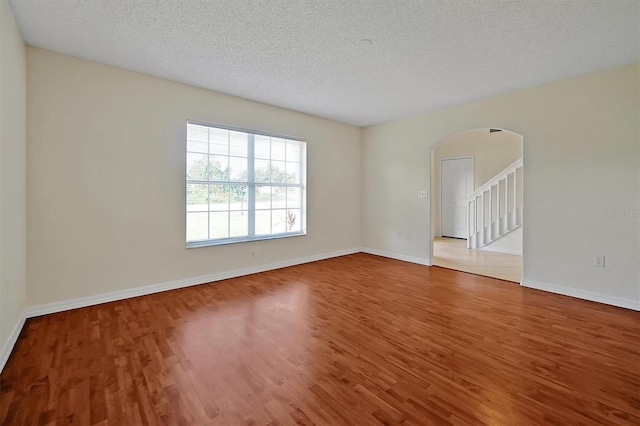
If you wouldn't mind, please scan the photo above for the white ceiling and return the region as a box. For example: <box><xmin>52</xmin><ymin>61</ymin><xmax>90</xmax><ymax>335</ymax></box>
<box><xmin>8</xmin><ymin>0</ymin><xmax>640</xmax><ymax>127</ymax></box>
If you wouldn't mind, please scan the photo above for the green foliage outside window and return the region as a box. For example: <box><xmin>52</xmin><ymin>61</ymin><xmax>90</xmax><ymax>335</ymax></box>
<box><xmin>187</xmin><ymin>159</ymin><xmax>296</xmax><ymax>205</ymax></box>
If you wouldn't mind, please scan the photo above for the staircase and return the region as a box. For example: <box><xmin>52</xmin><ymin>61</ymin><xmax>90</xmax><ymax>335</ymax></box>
<box><xmin>467</xmin><ymin>158</ymin><xmax>523</xmax><ymax>249</ymax></box>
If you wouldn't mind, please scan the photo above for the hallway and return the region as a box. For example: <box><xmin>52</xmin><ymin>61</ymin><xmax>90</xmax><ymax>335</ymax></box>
<box><xmin>433</xmin><ymin>237</ymin><xmax>522</xmax><ymax>282</ymax></box>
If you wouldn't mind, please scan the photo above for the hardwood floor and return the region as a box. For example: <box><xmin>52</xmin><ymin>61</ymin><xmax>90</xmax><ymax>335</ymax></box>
<box><xmin>1</xmin><ymin>254</ymin><xmax>639</xmax><ymax>425</ymax></box>
<box><xmin>433</xmin><ymin>237</ymin><xmax>523</xmax><ymax>283</ymax></box>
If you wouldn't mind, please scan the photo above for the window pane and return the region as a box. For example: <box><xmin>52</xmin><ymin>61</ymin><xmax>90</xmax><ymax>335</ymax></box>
<box><xmin>229</xmin><ymin>157</ymin><xmax>247</xmax><ymax>182</ymax></box>
<box><xmin>209</xmin><ymin>212</ymin><xmax>229</xmax><ymax>239</ymax></box>
<box><xmin>286</xmin><ymin>141</ymin><xmax>300</xmax><ymax>161</ymax></box>
<box><xmin>230</xmin><ymin>211</ymin><xmax>248</xmax><ymax>237</ymax></box>
<box><xmin>209</xmin><ymin>141</ymin><xmax>228</xmax><ymax>155</ymax></box>
<box><xmin>187</xmin><ymin>153</ymin><xmax>208</xmax><ymax>180</ymax></box>
<box><xmin>272</xmin><ymin>210</ymin><xmax>287</xmax><ymax>234</ymax></box>
<box><xmin>187</xmin><ymin>124</ymin><xmax>211</xmax><ymax>141</ymax></box>
<box><xmin>229</xmin><ymin>131</ymin><xmax>248</xmax><ymax>156</ymax></box>
<box><xmin>187</xmin><ymin>184</ymin><xmax>208</xmax><ymax>211</ymax></box>
<box><xmin>255</xmin><ymin>159</ymin><xmax>270</xmax><ymax>183</ymax></box>
<box><xmin>188</xmin><ymin>124</ymin><xmax>209</xmax><ymax>143</ymax></box>
<box><xmin>271</xmin><ymin>138</ymin><xmax>286</xmax><ymax>161</ymax></box>
<box><xmin>285</xmin><ymin>162</ymin><xmax>300</xmax><ymax>184</ymax></box>
<box><xmin>255</xmin><ymin>210</ymin><xmax>271</xmax><ymax>235</ymax></box>
<box><xmin>286</xmin><ymin>187</ymin><xmax>301</xmax><ymax>208</ymax></box>
<box><xmin>209</xmin><ymin>185</ymin><xmax>229</xmax><ymax>211</ymax></box>
<box><xmin>286</xmin><ymin>209</ymin><xmax>301</xmax><ymax>232</ymax></box>
<box><xmin>255</xmin><ymin>135</ymin><xmax>270</xmax><ymax>159</ymax></box>
<box><xmin>187</xmin><ymin>138</ymin><xmax>208</xmax><ymax>153</ymax></box>
<box><xmin>255</xmin><ymin>186</ymin><xmax>271</xmax><ymax>210</ymax></box>
<box><xmin>208</xmin><ymin>156</ymin><xmax>229</xmax><ymax>181</ymax></box>
<box><xmin>229</xmin><ymin>185</ymin><xmax>248</xmax><ymax>211</ymax></box>
<box><xmin>187</xmin><ymin>212</ymin><xmax>208</xmax><ymax>241</ymax></box>
<box><xmin>271</xmin><ymin>161</ymin><xmax>286</xmax><ymax>183</ymax></box>
<box><xmin>272</xmin><ymin>187</ymin><xmax>286</xmax><ymax>208</ymax></box>
<box><xmin>209</xmin><ymin>128</ymin><xmax>229</xmax><ymax>155</ymax></box>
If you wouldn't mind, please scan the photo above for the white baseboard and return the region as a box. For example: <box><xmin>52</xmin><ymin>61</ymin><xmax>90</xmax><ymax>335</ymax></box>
<box><xmin>479</xmin><ymin>247</ymin><xmax>522</xmax><ymax>256</ymax></box>
<box><xmin>5</xmin><ymin>250</ymin><xmax>636</xmax><ymax>374</ymax></box>
<box><xmin>0</xmin><ymin>310</ymin><xmax>26</xmax><ymax>373</ymax></box>
<box><xmin>521</xmin><ymin>279</ymin><xmax>640</xmax><ymax>311</ymax></box>
<box><xmin>361</xmin><ymin>248</ymin><xmax>432</xmax><ymax>266</ymax></box>
<box><xmin>0</xmin><ymin>248</ymin><xmax>359</xmax><ymax>373</ymax></box>
<box><xmin>25</xmin><ymin>248</ymin><xmax>361</xmax><ymax>319</ymax></box>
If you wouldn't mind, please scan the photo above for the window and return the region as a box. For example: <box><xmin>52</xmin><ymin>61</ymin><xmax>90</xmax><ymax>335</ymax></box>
<box><xmin>186</xmin><ymin>121</ymin><xmax>306</xmax><ymax>247</ymax></box>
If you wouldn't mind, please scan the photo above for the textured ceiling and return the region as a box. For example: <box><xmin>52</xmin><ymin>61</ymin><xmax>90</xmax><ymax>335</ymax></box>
<box><xmin>8</xmin><ymin>0</ymin><xmax>640</xmax><ymax>127</ymax></box>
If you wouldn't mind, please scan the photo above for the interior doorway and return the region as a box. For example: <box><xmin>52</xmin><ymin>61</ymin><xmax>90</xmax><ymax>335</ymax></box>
<box><xmin>433</xmin><ymin>237</ymin><xmax>522</xmax><ymax>282</ymax></box>
<box><xmin>440</xmin><ymin>157</ymin><xmax>473</xmax><ymax>239</ymax></box>
<box><xmin>431</xmin><ymin>128</ymin><xmax>524</xmax><ymax>282</ymax></box>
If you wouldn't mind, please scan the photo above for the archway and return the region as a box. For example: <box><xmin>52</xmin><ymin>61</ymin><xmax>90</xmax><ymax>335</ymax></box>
<box><xmin>430</xmin><ymin>128</ymin><xmax>524</xmax><ymax>282</ymax></box>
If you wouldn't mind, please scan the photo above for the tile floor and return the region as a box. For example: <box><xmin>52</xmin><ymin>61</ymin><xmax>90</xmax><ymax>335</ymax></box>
<box><xmin>433</xmin><ymin>237</ymin><xmax>522</xmax><ymax>282</ymax></box>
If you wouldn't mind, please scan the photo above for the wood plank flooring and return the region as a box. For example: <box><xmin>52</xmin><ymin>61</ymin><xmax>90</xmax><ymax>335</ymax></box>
<box><xmin>1</xmin><ymin>253</ymin><xmax>639</xmax><ymax>425</ymax></box>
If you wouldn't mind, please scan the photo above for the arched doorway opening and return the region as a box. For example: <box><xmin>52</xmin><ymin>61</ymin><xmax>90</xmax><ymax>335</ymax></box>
<box><xmin>430</xmin><ymin>128</ymin><xmax>524</xmax><ymax>282</ymax></box>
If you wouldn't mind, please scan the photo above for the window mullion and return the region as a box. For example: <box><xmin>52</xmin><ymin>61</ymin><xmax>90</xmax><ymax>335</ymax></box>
<box><xmin>298</xmin><ymin>143</ymin><xmax>302</xmax><ymax>233</ymax></box>
<box><xmin>284</xmin><ymin>150</ymin><xmax>288</xmax><ymax>216</ymax></box>
<box><xmin>248</xmin><ymin>134</ymin><xmax>255</xmax><ymax>236</ymax></box>
<box><xmin>227</xmin><ymin>132</ymin><xmax>231</xmax><ymax>238</ymax></box>
<box><xmin>302</xmin><ymin>144</ymin><xmax>306</xmax><ymax>233</ymax></box>
<box><xmin>207</xmin><ymin>127</ymin><xmax>211</xmax><ymax>240</ymax></box>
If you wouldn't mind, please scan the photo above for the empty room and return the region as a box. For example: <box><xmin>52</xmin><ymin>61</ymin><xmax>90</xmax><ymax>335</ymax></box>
<box><xmin>1</xmin><ymin>1</ymin><xmax>639</xmax><ymax>425</ymax></box>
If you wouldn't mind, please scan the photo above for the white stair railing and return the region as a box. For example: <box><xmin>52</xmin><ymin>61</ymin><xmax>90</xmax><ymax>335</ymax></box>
<box><xmin>467</xmin><ymin>158</ymin><xmax>523</xmax><ymax>249</ymax></box>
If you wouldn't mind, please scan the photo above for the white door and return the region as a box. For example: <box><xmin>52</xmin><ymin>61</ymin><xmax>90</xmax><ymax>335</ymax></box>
<box><xmin>441</xmin><ymin>157</ymin><xmax>474</xmax><ymax>238</ymax></box>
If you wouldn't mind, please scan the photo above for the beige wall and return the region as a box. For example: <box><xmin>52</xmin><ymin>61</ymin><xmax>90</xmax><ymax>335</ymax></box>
<box><xmin>8</xmin><ymin>36</ymin><xmax>640</xmax><ymax>341</ymax></box>
<box><xmin>26</xmin><ymin>47</ymin><xmax>362</xmax><ymax>307</ymax></box>
<box><xmin>0</xmin><ymin>0</ymin><xmax>27</xmax><ymax>361</ymax></box>
<box><xmin>363</xmin><ymin>64</ymin><xmax>639</xmax><ymax>305</ymax></box>
<box><xmin>432</xmin><ymin>128</ymin><xmax>523</xmax><ymax>237</ymax></box>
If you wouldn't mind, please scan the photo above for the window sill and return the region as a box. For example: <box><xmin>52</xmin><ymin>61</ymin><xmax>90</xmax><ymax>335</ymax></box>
<box><xmin>186</xmin><ymin>231</ymin><xmax>307</xmax><ymax>249</ymax></box>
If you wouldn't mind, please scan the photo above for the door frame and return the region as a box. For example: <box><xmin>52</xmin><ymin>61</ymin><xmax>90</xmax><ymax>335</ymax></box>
<box><xmin>439</xmin><ymin>156</ymin><xmax>474</xmax><ymax>239</ymax></box>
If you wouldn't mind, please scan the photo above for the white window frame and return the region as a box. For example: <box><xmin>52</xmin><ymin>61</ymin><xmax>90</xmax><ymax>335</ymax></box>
<box><xmin>186</xmin><ymin>120</ymin><xmax>307</xmax><ymax>248</ymax></box>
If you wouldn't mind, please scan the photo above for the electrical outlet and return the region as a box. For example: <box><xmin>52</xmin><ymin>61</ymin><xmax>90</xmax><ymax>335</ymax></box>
<box><xmin>594</xmin><ymin>256</ymin><xmax>605</xmax><ymax>267</ymax></box>
<box><xmin>250</xmin><ymin>250</ymin><xmax>256</xmax><ymax>259</ymax></box>
<box><xmin>396</xmin><ymin>230</ymin><xmax>402</xmax><ymax>238</ymax></box>
<box><xmin>417</xmin><ymin>190</ymin><xmax>429</xmax><ymax>198</ymax></box>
